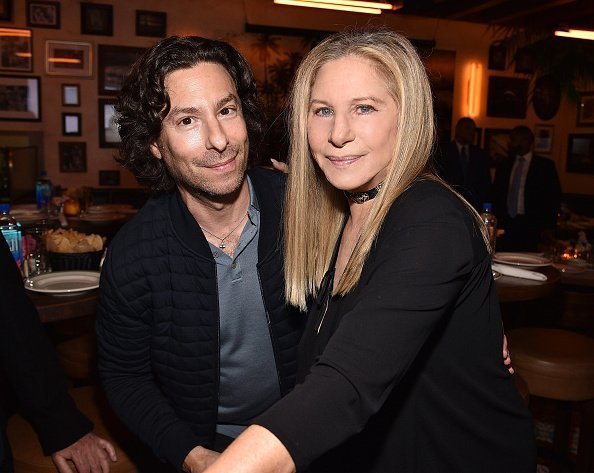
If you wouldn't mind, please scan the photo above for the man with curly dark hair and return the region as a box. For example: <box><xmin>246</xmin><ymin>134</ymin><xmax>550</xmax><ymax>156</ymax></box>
<box><xmin>96</xmin><ymin>36</ymin><xmax>303</xmax><ymax>473</ymax></box>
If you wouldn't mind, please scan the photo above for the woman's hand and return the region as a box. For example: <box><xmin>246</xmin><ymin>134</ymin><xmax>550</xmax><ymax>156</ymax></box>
<box><xmin>204</xmin><ymin>425</ymin><xmax>295</xmax><ymax>473</ymax></box>
<box><xmin>182</xmin><ymin>446</ymin><xmax>220</xmax><ymax>473</ymax></box>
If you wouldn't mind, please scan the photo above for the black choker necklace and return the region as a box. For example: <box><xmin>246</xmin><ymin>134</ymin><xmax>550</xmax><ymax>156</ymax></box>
<box><xmin>344</xmin><ymin>182</ymin><xmax>384</xmax><ymax>204</ymax></box>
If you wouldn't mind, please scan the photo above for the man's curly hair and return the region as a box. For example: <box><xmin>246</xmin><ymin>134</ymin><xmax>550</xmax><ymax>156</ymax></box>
<box><xmin>115</xmin><ymin>36</ymin><xmax>265</xmax><ymax>194</ymax></box>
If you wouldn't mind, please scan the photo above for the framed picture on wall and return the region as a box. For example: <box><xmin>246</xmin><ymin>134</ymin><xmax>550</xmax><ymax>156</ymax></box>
<box><xmin>566</xmin><ymin>134</ymin><xmax>594</xmax><ymax>174</ymax></box>
<box><xmin>98</xmin><ymin>98</ymin><xmax>120</xmax><ymax>147</ymax></box>
<box><xmin>59</xmin><ymin>141</ymin><xmax>87</xmax><ymax>172</ymax></box>
<box><xmin>486</xmin><ymin>76</ymin><xmax>529</xmax><ymax>118</ymax></box>
<box><xmin>62</xmin><ymin>84</ymin><xmax>80</xmax><ymax>106</ymax></box>
<box><xmin>0</xmin><ymin>28</ymin><xmax>33</xmax><ymax>72</ymax></box>
<box><xmin>0</xmin><ymin>0</ymin><xmax>12</xmax><ymax>21</ymax></box>
<box><xmin>483</xmin><ymin>128</ymin><xmax>511</xmax><ymax>168</ymax></box>
<box><xmin>488</xmin><ymin>43</ymin><xmax>506</xmax><ymax>71</ymax></box>
<box><xmin>0</xmin><ymin>75</ymin><xmax>41</xmax><ymax>121</ymax></box>
<box><xmin>62</xmin><ymin>112</ymin><xmax>81</xmax><ymax>136</ymax></box>
<box><xmin>26</xmin><ymin>0</ymin><xmax>60</xmax><ymax>28</ymax></box>
<box><xmin>136</xmin><ymin>10</ymin><xmax>166</xmax><ymax>37</ymax></box>
<box><xmin>577</xmin><ymin>92</ymin><xmax>594</xmax><ymax>127</ymax></box>
<box><xmin>80</xmin><ymin>2</ymin><xmax>113</xmax><ymax>36</ymax></box>
<box><xmin>45</xmin><ymin>40</ymin><xmax>92</xmax><ymax>77</ymax></box>
<box><xmin>534</xmin><ymin>125</ymin><xmax>553</xmax><ymax>154</ymax></box>
<box><xmin>97</xmin><ymin>44</ymin><xmax>145</xmax><ymax>95</ymax></box>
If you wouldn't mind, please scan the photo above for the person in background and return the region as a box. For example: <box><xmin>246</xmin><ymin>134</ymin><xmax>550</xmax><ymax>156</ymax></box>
<box><xmin>203</xmin><ymin>28</ymin><xmax>535</xmax><ymax>473</ymax></box>
<box><xmin>435</xmin><ymin>116</ymin><xmax>492</xmax><ymax>212</ymax></box>
<box><xmin>493</xmin><ymin>125</ymin><xmax>561</xmax><ymax>251</ymax></box>
<box><xmin>95</xmin><ymin>36</ymin><xmax>303</xmax><ymax>473</ymax></box>
<box><xmin>0</xmin><ymin>236</ymin><xmax>117</xmax><ymax>473</ymax></box>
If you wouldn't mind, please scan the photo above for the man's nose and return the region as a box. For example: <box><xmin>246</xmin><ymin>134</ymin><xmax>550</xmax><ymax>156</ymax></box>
<box><xmin>205</xmin><ymin>118</ymin><xmax>229</xmax><ymax>152</ymax></box>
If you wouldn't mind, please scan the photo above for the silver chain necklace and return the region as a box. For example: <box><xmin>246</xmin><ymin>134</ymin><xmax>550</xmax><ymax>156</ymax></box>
<box><xmin>199</xmin><ymin>213</ymin><xmax>247</xmax><ymax>249</ymax></box>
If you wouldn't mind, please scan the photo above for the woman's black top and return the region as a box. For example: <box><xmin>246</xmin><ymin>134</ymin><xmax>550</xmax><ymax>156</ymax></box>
<box><xmin>256</xmin><ymin>179</ymin><xmax>536</xmax><ymax>472</ymax></box>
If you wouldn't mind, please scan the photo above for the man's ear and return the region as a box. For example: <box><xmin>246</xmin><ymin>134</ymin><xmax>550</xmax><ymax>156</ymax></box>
<box><xmin>150</xmin><ymin>142</ymin><xmax>162</xmax><ymax>160</ymax></box>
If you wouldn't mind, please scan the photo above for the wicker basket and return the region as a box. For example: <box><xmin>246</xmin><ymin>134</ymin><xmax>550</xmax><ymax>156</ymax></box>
<box><xmin>48</xmin><ymin>250</ymin><xmax>103</xmax><ymax>271</ymax></box>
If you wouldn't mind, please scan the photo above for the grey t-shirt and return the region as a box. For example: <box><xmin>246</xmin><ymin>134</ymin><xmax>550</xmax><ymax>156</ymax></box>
<box><xmin>211</xmin><ymin>177</ymin><xmax>280</xmax><ymax>438</ymax></box>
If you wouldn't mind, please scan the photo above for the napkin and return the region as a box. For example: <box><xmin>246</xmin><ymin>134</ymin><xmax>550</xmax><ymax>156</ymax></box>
<box><xmin>492</xmin><ymin>263</ymin><xmax>547</xmax><ymax>281</ymax></box>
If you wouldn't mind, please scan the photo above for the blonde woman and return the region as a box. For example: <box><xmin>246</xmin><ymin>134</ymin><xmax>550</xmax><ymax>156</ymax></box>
<box><xmin>203</xmin><ymin>28</ymin><xmax>535</xmax><ymax>473</ymax></box>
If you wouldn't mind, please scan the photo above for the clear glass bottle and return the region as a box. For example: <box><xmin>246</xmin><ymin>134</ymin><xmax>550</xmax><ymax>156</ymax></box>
<box><xmin>0</xmin><ymin>203</ymin><xmax>23</xmax><ymax>271</ymax></box>
<box><xmin>35</xmin><ymin>170</ymin><xmax>53</xmax><ymax>211</ymax></box>
<box><xmin>481</xmin><ymin>202</ymin><xmax>497</xmax><ymax>254</ymax></box>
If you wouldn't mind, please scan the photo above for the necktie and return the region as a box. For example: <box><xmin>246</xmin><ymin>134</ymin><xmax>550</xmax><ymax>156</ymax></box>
<box><xmin>507</xmin><ymin>157</ymin><xmax>525</xmax><ymax>218</ymax></box>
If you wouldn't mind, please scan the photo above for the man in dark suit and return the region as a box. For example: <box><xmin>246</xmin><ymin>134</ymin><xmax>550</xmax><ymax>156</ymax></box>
<box><xmin>435</xmin><ymin>117</ymin><xmax>492</xmax><ymax>212</ymax></box>
<box><xmin>493</xmin><ymin>126</ymin><xmax>561</xmax><ymax>252</ymax></box>
<box><xmin>0</xmin><ymin>236</ymin><xmax>117</xmax><ymax>472</ymax></box>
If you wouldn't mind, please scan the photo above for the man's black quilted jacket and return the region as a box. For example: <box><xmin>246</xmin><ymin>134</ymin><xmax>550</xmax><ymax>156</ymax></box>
<box><xmin>96</xmin><ymin>167</ymin><xmax>303</xmax><ymax>470</ymax></box>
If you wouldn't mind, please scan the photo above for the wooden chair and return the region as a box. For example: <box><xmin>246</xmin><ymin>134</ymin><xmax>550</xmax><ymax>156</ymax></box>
<box><xmin>7</xmin><ymin>386</ymin><xmax>138</xmax><ymax>473</ymax></box>
<box><xmin>55</xmin><ymin>332</ymin><xmax>97</xmax><ymax>382</ymax></box>
<box><xmin>508</xmin><ymin>328</ymin><xmax>594</xmax><ymax>472</ymax></box>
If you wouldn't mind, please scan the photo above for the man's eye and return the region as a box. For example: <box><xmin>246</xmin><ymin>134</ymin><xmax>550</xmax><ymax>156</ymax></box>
<box><xmin>180</xmin><ymin>117</ymin><xmax>193</xmax><ymax>125</ymax></box>
<box><xmin>220</xmin><ymin>107</ymin><xmax>236</xmax><ymax>116</ymax></box>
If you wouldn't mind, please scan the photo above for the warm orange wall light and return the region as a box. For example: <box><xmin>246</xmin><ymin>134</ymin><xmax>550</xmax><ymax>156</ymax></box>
<box><xmin>465</xmin><ymin>61</ymin><xmax>482</xmax><ymax>118</ymax></box>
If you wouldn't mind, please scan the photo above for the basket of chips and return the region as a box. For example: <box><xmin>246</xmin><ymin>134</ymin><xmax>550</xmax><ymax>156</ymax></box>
<box><xmin>46</xmin><ymin>229</ymin><xmax>106</xmax><ymax>271</ymax></box>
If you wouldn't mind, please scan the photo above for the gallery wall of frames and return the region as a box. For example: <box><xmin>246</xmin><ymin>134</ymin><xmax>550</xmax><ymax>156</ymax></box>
<box><xmin>0</xmin><ymin>0</ymin><xmax>591</xmax><ymax>193</ymax></box>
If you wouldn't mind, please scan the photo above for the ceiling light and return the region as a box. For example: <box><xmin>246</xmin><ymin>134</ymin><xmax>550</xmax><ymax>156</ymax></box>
<box><xmin>554</xmin><ymin>28</ymin><xmax>594</xmax><ymax>41</ymax></box>
<box><xmin>273</xmin><ymin>0</ymin><xmax>399</xmax><ymax>15</ymax></box>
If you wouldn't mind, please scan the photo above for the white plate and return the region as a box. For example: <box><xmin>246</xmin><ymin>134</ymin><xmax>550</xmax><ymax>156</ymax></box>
<box><xmin>492</xmin><ymin>252</ymin><xmax>552</xmax><ymax>268</ymax></box>
<box><xmin>78</xmin><ymin>212</ymin><xmax>126</xmax><ymax>222</ymax></box>
<box><xmin>552</xmin><ymin>263</ymin><xmax>587</xmax><ymax>274</ymax></box>
<box><xmin>87</xmin><ymin>204</ymin><xmax>135</xmax><ymax>214</ymax></box>
<box><xmin>25</xmin><ymin>271</ymin><xmax>100</xmax><ymax>295</ymax></box>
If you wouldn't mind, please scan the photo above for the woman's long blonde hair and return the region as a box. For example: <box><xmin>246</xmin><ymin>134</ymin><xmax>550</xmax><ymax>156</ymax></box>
<box><xmin>284</xmin><ymin>28</ymin><xmax>484</xmax><ymax>311</ymax></box>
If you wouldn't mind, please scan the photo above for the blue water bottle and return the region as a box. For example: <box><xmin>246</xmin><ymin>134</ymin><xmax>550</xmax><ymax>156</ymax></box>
<box><xmin>0</xmin><ymin>203</ymin><xmax>22</xmax><ymax>270</ymax></box>
<box><xmin>35</xmin><ymin>170</ymin><xmax>53</xmax><ymax>210</ymax></box>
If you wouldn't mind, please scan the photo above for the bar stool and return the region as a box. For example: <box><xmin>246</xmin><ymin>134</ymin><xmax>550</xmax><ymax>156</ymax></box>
<box><xmin>7</xmin><ymin>386</ymin><xmax>137</xmax><ymax>473</ymax></box>
<box><xmin>507</xmin><ymin>328</ymin><xmax>594</xmax><ymax>472</ymax></box>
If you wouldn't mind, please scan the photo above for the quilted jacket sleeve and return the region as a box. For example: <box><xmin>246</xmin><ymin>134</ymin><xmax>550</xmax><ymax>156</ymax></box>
<box><xmin>96</xmin><ymin>248</ymin><xmax>201</xmax><ymax>471</ymax></box>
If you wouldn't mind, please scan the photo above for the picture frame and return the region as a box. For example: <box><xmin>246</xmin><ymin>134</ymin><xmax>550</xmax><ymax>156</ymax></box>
<box><xmin>483</xmin><ymin>128</ymin><xmax>512</xmax><ymax>168</ymax></box>
<box><xmin>514</xmin><ymin>47</ymin><xmax>535</xmax><ymax>74</ymax></box>
<box><xmin>45</xmin><ymin>40</ymin><xmax>92</xmax><ymax>77</ymax></box>
<box><xmin>566</xmin><ymin>134</ymin><xmax>594</xmax><ymax>175</ymax></box>
<box><xmin>99</xmin><ymin>169</ymin><xmax>120</xmax><ymax>186</ymax></box>
<box><xmin>488</xmin><ymin>42</ymin><xmax>506</xmax><ymax>71</ymax></box>
<box><xmin>533</xmin><ymin>75</ymin><xmax>561</xmax><ymax>121</ymax></box>
<box><xmin>486</xmin><ymin>76</ymin><xmax>529</xmax><ymax>119</ymax></box>
<box><xmin>98</xmin><ymin>98</ymin><xmax>119</xmax><ymax>148</ymax></box>
<box><xmin>534</xmin><ymin>125</ymin><xmax>553</xmax><ymax>154</ymax></box>
<box><xmin>136</xmin><ymin>10</ymin><xmax>166</xmax><ymax>37</ymax></box>
<box><xmin>26</xmin><ymin>0</ymin><xmax>60</xmax><ymax>29</ymax></box>
<box><xmin>59</xmin><ymin>141</ymin><xmax>87</xmax><ymax>172</ymax></box>
<box><xmin>0</xmin><ymin>0</ymin><xmax>12</xmax><ymax>21</ymax></box>
<box><xmin>80</xmin><ymin>2</ymin><xmax>113</xmax><ymax>36</ymax></box>
<box><xmin>62</xmin><ymin>112</ymin><xmax>81</xmax><ymax>136</ymax></box>
<box><xmin>0</xmin><ymin>28</ymin><xmax>33</xmax><ymax>72</ymax></box>
<box><xmin>62</xmin><ymin>83</ymin><xmax>80</xmax><ymax>106</ymax></box>
<box><xmin>97</xmin><ymin>44</ymin><xmax>145</xmax><ymax>95</ymax></box>
<box><xmin>577</xmin><ymin>92</ymin><xmax>594</xmax><ymax>127</ymax></box>
<box><xmin>0</xmin><ymin>75</ymin><xmax>41</xmax><ymax>121</ymax></box>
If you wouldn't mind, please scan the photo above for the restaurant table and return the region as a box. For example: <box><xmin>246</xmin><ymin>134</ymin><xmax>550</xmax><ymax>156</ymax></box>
<box><xmin>560</xmin><ymin>267</ymin><xmax>594</xmax><ymax>288</ymax></box>
<box><xmin>28</xmin><ymin>289</ymin><xmax>98</xmax><ymax>324</ymax></box>
<box><xmin>496</xmin><ymin>266</ymin><xmax>561</xmax><ymax>303</ymax></box>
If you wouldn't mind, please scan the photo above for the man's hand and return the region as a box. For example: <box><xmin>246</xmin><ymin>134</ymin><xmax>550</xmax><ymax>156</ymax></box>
<box><xmin>51</xmin><ymin>432</ymin><xmax>117</xmax><ymax>473</ymax></box>
<box><xmin>503</xmin><ymin>334</ymin><xmax>514</xmax><ymax>374</ymax></box>
<box><xmin>183</xmin><ymin>446</ymin><xmax>220</xmax><ymax>473</ymax></box>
